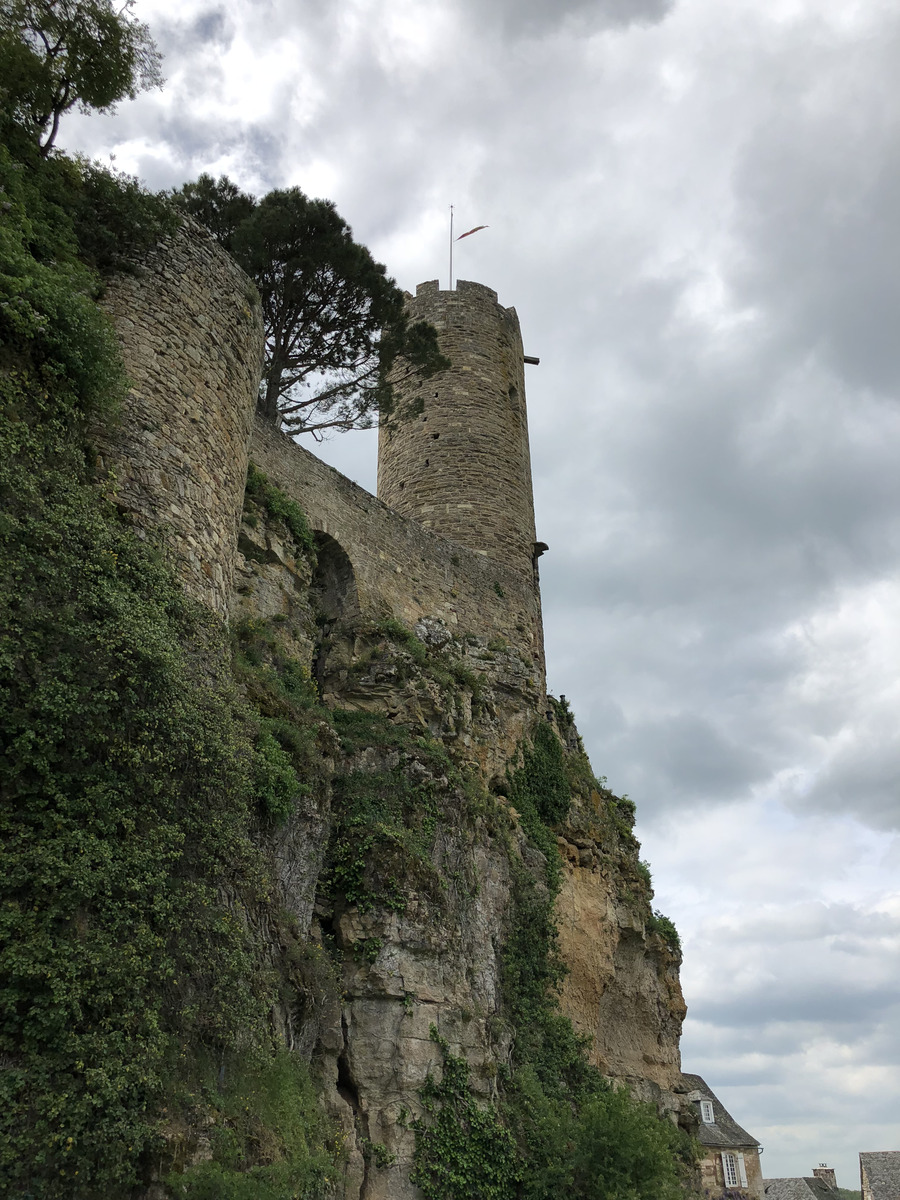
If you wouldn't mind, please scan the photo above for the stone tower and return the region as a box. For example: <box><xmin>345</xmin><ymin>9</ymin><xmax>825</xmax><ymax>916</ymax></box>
<box><xmin>97</xmin><ymin>220</ymin><xmax>264</xmax><ymax>617</ymax></box>
<box><xmin>377</xmin><ymin>280</ymin><xmax>539</xmax><ymax>581</ymax></box>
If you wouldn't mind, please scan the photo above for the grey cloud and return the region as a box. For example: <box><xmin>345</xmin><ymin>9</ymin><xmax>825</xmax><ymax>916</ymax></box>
<box><xmin>594</xmin><ymin>711</ymin><xmax>768</xmax><ymax>808</ymax></box>
<box><xmin>803</xmin><ymin>736</ymin><xmax>900</xmax><ymax>831</ymax></box>
<box><xmin>726</xmin><ymin>17</ymin><xmax>900</xmax><ymax>395</ymax></box>
<box><xmin>456</xmin><ymin>0</ymin><xmax>674</xmax><ymax>38</ymax></box>
<box><xmin>721</xmin><ymin>903</ymin><xmax>900</xmax><ymax>945</ymax></box>
<box><xmin>699</xmin><ymin>985</ymin><xmax>899</xmax><ymax>1029</ymax></box>
<box><xmin>149</xmin><ymin>6</ymin><xmax>235</xmax><ymax>72</ymax></box>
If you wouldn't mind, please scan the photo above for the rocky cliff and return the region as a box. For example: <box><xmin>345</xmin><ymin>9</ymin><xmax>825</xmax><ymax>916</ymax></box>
<box><xmin>225</xmin><ymin>481</ymin><xmax>688</xmax><ymax>1198</ymax></box>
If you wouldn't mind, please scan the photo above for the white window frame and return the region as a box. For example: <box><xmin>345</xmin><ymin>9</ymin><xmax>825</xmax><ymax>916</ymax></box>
<box><xmin>722</xmin><ymin>1153</ymin><xmax>739</xmax><ymax>1188</ymax></box>
<box><xmin>700</xmin><ymin>1099</ymin><xmax>715</xmax><ymax>1124</ymax></box>
<box><xmin>721</xmin><ymin>1152</ymin><xmax>748</xmax><ymax>1189</ymax></box>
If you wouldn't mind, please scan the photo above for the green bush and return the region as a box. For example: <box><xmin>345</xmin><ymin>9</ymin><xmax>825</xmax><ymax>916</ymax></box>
<box><xmin>636</xmin><ymin>858</ymin><xmax>654</xmax><ymax>895</ymax></box>
<box><xmin>376</xmin><ymin>616</ymin><xmax>429</xmax><ymax>664</ymax></box>
<box><xmin>572</xmin><ymin>1085</ymin><xmax>689</xmax><ymax>1200</ymax></box>
<box><xmin>507</xmin><ymin>721</ymin><xmax>570</xmax><ymax>829</ymax></box>
<box><xmin>167</xmin><ymin>1050</ymin><xmax>334</xmax><ymax>1200</ymax></box>
<box><xmin>326</xmin><ymin>761</ymin><xmax>442</xmax><ymax>914</ymax></box>
<box><xmin>66</xmin><ymin>158</ymin><xmax>177</xmax><ymax>275</ymax></box>
<box><xmin>646</xmin><ymin>909</ymin><xmax>681</xmax><ymax>953</ymax></box>
<box><xmin>0</xmin><ymin>141</ymin><xmax>335</xmax><ymax>1198</ymax></box>
<box><xmin>253</xmin><ymin>726</ymin><xmax>303</xmax><ymax>822</ymax></box>
<box><xmin>245</xmin><ymin>462</ymin><xmax>316</xmax><ymax>555</ymax></box>
<box><xmin>332</xmin><ymin>708</ymin><xmax>413</xmax><ymax>754</ymax></box>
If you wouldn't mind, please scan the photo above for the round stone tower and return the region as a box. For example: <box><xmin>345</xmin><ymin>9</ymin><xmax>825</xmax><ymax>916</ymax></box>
<box><xmin>377</xmin><ymin>279</ymin><xmax>538</xmax><ymax>580</ymax></box>
<box><xmin>97</xmin><ymin>219</ymin><xmax>264</xmax><ymax>617</ymax></box>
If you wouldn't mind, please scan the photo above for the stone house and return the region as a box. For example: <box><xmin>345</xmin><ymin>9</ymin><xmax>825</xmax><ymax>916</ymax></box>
<box><xmin>681</xmin><ymin>1072</ymin><xmax>764</xmax><ymax>1199</ymax></box>
<box><xmin>860</xmin><ymin>1151</ymin><xmax>900</xmax><ymax>1200</ymax></box>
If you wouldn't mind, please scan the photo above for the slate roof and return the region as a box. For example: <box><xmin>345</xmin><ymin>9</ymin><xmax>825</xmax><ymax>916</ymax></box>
<box><xmin>680</xmin><ymin>1073</ymin><xmax>760</xmax><ymax>1149</ymax></box>
<box><xmin>860</xmin><ymin>1151</ymin><xmax>900</xmax><ymax>1200</ymax></box>
<box><xmin>763</xmin><ymin>1179</ymin><xmax>836</xmax><ymax>1200</ymax></box>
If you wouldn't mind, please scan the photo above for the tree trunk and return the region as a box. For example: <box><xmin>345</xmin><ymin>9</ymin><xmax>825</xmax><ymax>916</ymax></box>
<box><xmin>258</xmin><ymin>370</ymin><xmax>282</xmax><ymax>425</ymax></box>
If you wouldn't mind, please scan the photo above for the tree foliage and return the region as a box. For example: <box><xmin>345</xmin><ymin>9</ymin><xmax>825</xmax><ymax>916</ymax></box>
<box><xmin>172</xmin><ymin>175</ymin><xmax>449</xmax><ymax>436</ymax></box>
<box><xmin>0</xmin><ymin>0</ymin><xmax>163</xmax><ymax>155</ymax></box>
<box><xmin>172</xmin><ymin>171</ymin><xmax>255</xmax><ymax>252</ymax></box>
<box><xmin>570</xmin><ymin>1086</ymin><xmax>689</xmax><ymax>1200</ymax></box>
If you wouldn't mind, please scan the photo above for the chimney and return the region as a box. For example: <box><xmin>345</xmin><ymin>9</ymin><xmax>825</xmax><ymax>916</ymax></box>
<box><xmin>813</xmin><ymin>1166</ymin><xmax>837</xmax><ymax>1190</ymax></box>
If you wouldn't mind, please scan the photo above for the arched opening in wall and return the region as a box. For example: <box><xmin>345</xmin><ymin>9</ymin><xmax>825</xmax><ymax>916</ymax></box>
<box><xmin>311</xmin><ymin>532</ymin><xmax>359</xmax><ymax>700</ymax></box>
<box><xmin>311</xmin><ymin>532</ymin><xmax>358</xmax><ymax>622</ymax></box>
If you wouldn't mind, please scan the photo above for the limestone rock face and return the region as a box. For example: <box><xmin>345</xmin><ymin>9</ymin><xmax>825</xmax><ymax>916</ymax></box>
<box><xmin>227</xmin><ymin>497</ymin><xmax>687</xmax><ymax>1199</ymax></box>
<box><xmin>555</xmin><ymin>849</ymin><xmax>685</xmax><ymax>1095</ymax></box>
<box><xmin>314</xmin><ymin>780</ymin><xmax>519</xmax><ymax>1200</ymax></box>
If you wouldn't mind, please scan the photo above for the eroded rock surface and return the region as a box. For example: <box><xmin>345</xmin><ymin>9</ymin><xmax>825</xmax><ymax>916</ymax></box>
<box><xmin>226</xmin><ymin>498</ymin><xmax>688</xmax><ymax>1199</ymax></box>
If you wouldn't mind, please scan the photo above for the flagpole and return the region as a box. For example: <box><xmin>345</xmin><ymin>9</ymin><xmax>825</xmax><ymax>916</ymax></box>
<box><xmin>449</xmin><ymin>204</ymin><xmax>454</xmax><ymax>291</ymax></box>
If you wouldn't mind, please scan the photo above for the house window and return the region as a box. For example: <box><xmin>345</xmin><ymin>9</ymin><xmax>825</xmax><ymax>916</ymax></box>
<box><xmin>700</xmin><ymin>1100</ymin><xmax>715</xmax><ymax>1124</ymax></box>
<box><xmin>722</xmin><ymin>1152</ymin><xmax>748</xmax><ymax>1188</ymax></box>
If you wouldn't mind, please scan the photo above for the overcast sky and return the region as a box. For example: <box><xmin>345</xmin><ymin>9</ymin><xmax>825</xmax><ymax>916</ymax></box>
<box><xmin>60</xmin><ymin>0</ymin><xmax>900</xmax><ymax>1184</ymax></box>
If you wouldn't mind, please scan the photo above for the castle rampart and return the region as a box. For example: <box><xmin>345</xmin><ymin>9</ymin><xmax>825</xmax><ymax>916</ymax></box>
<box><xmin>249</xmin><ymin>416</ymin><xmax>545</xmax><ymax>685</ymax></box>
<box><xmin>97</xmin><ymin>219</ymin><xmax>264</xmax><ymax>616</ymax></box>
<box><xmin>378</xmin><ymin>280</ymin><xmax>539</xmax><ymax>582</ymax></box>
<box><xmin>98</xmin><ymin>224</ymin><xmax>545</xmax><ymax>686</ymax></box>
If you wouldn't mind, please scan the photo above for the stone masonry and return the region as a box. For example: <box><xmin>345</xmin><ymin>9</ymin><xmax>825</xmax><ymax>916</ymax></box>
<box><xmin>97</xmin><ymin>217</ymin><xmax>264</xmax><ymax>617</ymax></box>
<box><xmin>250</xmin><ymin>416</ymin><xmax>546</xmax><ymax>690</ymax></box>
<box><xmin>97</xmin><ymin>225</ymin><xmax>547</xmax><ymax>685</ymax></box>
<box><xmin>378</xmin><ymin>280</ymin><xmax>539</xmax><ymax>582</ymax></box>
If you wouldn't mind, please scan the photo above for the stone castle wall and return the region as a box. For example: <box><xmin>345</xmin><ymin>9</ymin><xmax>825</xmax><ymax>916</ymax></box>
<box><xmin>378</xmin><ymin>280</ymin><xmax>538</xmax><ymax>582</ymax></box>
<box><xmin>249</xmin><ymin>416</ymin><xmax>545</xmax><ymax>687</ymax></box>
<box><xmin>98</xmin><ymin>226</ymin><xmax>544</xmax><ymax>673</ymax></box>
<box><xmin>97</xmin><ymin>218</ymin><xmax>264</xmax><ymax>616</ymax></box>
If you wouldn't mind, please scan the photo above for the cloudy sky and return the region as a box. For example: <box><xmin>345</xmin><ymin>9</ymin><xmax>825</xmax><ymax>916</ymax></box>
<box><xmin>59</xmin><ymin>0</ymin><xmax>900</xmax><ymax>1184</ymax></box>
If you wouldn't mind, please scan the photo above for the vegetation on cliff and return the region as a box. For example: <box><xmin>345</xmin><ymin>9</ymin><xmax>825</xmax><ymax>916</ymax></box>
<box><xmin>316</xmin><ymin>623</ymin><xmax>691</xmax><ymax>1199</ymax></box>
<box><xmin>0</xmin><ymin>140</ymin><xmax>336</xmax><ymax>1197</ymax></box>
<box><xmin>406</xmin><ymin>716</ymin><xmax>692</xmax><ymax>1200</ymax></box>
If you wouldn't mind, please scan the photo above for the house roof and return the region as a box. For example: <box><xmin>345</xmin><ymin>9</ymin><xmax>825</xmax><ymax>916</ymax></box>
<box><xmin>860</xmin><ymin>1151</ymin><xmax>900</xmax><ymax>1200</ymax></box>
<box><xmin>763</xmin><ymin>1179</ymin><xmax>836</xmax><ymax>1200</ymax></box>
<box><xmin>679</xmin><ymin>1073</ymin><xmax>760</xmax><ymax>1149</ymax></box>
